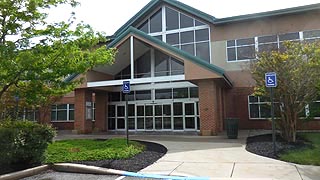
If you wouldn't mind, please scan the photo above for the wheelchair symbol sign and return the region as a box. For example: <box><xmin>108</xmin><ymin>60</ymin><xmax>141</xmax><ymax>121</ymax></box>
<box><xmin>122</xmin><ymin>81</ymin><xmax>130</xmax><ymax>93</ymax></box>
<box><xmin>265</xmin><ymin>72</ymin><xmax>277</xmax><ymax>87</ymax></box>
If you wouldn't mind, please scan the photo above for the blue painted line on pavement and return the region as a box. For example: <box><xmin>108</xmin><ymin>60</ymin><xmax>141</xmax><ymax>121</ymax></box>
<box><xmin>123</xmin><ymin>171</ymin><xmax>210</xmax><ymax>180</ymax></box>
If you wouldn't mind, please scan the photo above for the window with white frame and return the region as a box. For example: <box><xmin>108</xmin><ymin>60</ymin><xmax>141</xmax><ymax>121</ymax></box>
<box><xmin>227</xmin><ymin>29</ymin><xmax>320</xmax><ymax>62</ymax></box>
<box><xmin>248</xmin><ymin>96</ymin><xmax>271</xmax><ymax>119</ymax></box>
<box><xmin>303</xmin><ymin>29</ymin><xmax>320</xmax><ymax>42</ymax></box>
<box><xmin>307</xmin><ymin>98</ymin><xmax>320</xmax><ymax>118</ymax></box>
<box><xmin>19</xmin><ymin>108</ymin><xmax>39</xmax><ymax>121</ymax></box>
<box><xmin>115</xmin><ymin>49</ymin><xmax>184</xmax><ymax>80</ymax></box>
<box><xmin>248</xmin><ymin>95</ymin><xmax>320</xmax><ymax>119</ymax></box>
<box><xmin>137</xmin><ymin>6</ymin><xmax>211</xmax><ymax>62</ymax></box>
<box><xmin>227</xmin><ymin>37</ymin><xmax>255</xmax><ymax>62</ymax></box>
<box><xmin>51</xmin><ymin>104</ymin><xmax>74</xmax><ymax>121</ymax></box>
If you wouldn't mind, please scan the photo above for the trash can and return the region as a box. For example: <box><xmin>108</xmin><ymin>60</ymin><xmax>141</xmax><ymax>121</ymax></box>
<box><xmin>225</xmin><ymin>118</ymin><xmax>239</xmax><ymax>139</ymax></box>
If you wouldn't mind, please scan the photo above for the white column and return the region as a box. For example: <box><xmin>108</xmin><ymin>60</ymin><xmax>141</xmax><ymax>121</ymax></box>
<box><xmin>130</xmin><ymin>36</ymin><xmax>134</xmax><ymax>80</ymax></box>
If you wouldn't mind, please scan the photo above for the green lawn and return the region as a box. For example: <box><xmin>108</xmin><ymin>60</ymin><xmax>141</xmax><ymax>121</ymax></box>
<box><xmin>45</xmin><ymin>138</ymin><xmax>144</xmax><ymax>163</ymax></box>
<box><xmin>279</xmin><ymin>133</ymin><xmax>320</xmax><ymax>165</ymax></box>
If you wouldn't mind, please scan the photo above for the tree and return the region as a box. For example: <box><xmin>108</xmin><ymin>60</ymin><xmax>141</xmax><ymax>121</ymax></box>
<box><xmin>0</xmin><ymin>0</ymin><xmax>116</xmax><ymax>119</ymax></box>
<box><xmin>251</xmin><ymin>41</ymin><xmax>320</xmax><ymax>142</ymax></box>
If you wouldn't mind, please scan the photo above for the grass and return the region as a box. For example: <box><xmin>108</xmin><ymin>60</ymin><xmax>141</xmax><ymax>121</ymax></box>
<box><xmin>279</xmin><ymin>133</ymin><xmax>320</xmax><ymax>165</ymax></box>
<box><xmin>45</xmin><ymin>138</ymin><xmax>145</xmax><ymax>164</ymax></box>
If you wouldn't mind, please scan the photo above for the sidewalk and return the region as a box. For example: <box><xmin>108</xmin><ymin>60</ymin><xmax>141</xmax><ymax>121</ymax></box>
<box><xmin>56</xmin><ymin>130</ymin><xmax>320</xmax><ymax>180</ymax></box>
<box><xmin>132</xmin><ymin>131</ymin><xmax>319</xmax><ymax>180</ymax></box>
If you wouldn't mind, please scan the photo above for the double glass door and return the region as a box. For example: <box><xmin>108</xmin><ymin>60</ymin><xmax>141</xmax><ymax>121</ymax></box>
<box><xmin>109</xmin><ymin>101</ymin><xmax>199</xmax><ymax>131</ymax></box>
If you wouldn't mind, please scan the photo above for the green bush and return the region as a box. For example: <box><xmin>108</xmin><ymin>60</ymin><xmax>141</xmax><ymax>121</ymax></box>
<box><xmin>0</xmin><ymin>120</ymin><xmax>56</xmax><ymax>173</ymax></box>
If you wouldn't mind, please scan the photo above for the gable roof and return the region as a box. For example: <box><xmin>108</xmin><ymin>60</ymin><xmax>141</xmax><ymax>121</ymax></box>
<box><xmin>109</xmin><ymin>27</ymin><xmax>232</xmax><ymax>87</ymax></box>
<box><xmin>113</xmin><ymin>0</ymin><xmax>215</xmax><ymax>37</ymax></box>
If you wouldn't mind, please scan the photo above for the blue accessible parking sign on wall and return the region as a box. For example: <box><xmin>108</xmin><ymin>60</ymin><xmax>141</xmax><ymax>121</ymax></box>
<box><xmin>122</xmin><ymin>81</ymin><xmax>130</xmax><ymax>93</ymax></box>
<box><xmin>265</xmin><ymin>72</ymin><xmax>277</xmax><ymax>87</ymax></box>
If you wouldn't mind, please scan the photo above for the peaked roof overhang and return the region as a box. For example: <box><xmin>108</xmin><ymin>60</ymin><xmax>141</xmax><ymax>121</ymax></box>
<box><xmin>113</xmin><ymin>0</ymin><xmax>216</xmax><ymax>37</ymax></box>
<box><xmin>109</xmin><ymin>27</ymin><xmax>232</xmax><ymax>88</ymax></box>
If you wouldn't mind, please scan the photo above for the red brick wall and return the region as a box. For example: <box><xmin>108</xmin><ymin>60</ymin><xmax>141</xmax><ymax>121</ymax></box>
<box><xmin>74</xmin><ymin>89</ymin><xmax>93</xmax><ymax>133</ymax></box>
<box><xmin>52</xmin><ymin>122</ymin><xmax>74</xmax><ymax>130</ymax></box>
<box><xmin>94</xmin><ymin>91</ymin><xmax>108</xmax><ymax>132</ymax></box>
<box><xmin>198</xmin><ymin>80</ymin><xmax>222</xmax><ymax>135</ymax></box>
<box><xmin>225</xmin><ymin>87</ymin><xmax>320</xmax><ymax>130</ymax></box>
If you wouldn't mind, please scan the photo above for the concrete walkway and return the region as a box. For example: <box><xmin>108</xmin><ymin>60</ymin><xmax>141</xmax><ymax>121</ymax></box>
<box><xmin>56</xmin><ymin>131</ymin><xmax>320</xmax><ymax>180</ymax></box>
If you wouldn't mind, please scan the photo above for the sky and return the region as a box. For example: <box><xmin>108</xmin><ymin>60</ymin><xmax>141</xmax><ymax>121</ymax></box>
<box><xmin>46</xmin><ymin>0</ymin><xmax>320</xmax><ymax>35</ymax></box>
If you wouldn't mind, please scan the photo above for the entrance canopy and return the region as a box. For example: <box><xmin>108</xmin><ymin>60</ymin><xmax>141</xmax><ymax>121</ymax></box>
<box><xmin>87</xmin><ymin>27</ymin><xmax>232</xmax><ymax>88</ymax></box>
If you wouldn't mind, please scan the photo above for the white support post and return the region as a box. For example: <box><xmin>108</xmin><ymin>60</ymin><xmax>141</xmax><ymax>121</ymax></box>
<box><xmin>130</xmin><ymin>36</ymin><xmax>134</xmax><ymax>80</ymax></box>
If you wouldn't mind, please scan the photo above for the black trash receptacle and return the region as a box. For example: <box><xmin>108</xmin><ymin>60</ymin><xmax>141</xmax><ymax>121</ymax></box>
<box><xmin>225</xmin><ymin>118</ymin><xmax>239</xmax><ymax>139</ymax></box>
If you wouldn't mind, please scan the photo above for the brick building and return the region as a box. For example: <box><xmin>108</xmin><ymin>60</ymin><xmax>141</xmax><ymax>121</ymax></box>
<box><xmin>40</xmin><ymin>0</ymin><xmax>320</xmax><ymax>134</ymax></box>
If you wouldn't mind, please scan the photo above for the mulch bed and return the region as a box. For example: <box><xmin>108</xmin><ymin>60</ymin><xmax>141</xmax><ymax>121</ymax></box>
<box><xmin>73</xmin><ymin>140</ymin><xmax>167</xmax><ymax>172</ymax></box>
<box><xmin>246</xmin><ymin>133</ymin><xmax>311</xmax><ymax>159</ymax></box>
<box><xmin>0</xmin><ymin>140</ymin><xmax>167</xmax><ymax>175</ymax></box>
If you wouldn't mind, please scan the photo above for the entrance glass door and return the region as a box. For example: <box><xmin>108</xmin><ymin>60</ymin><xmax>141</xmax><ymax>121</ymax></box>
<box><xmin>155</xmin><ymin>104</ymin><xmax>172</xmax><ymax>130</ymax></box>
<box><xmin>116</xmin><ymin>105</ymin><xmax>125</xmax><ymax>130</ymax></box>
<box><xmin>109</xmin><ymin>100</ymin><xmax>198</xmax><ymax>131</ymax></box>
<box><xmin>136</xmin><ymin>105</ymin><xmax>145</xmax><ymax>130</ymax></box>
<box><xmin>145</xmin><ymin>105</ymin><xmax>153</xmax><ymax>130</ymax></box>
<box><xmin>184</xmin><ymin>102</ymin><xmax>196</xmax><ymax>130</ymax></box>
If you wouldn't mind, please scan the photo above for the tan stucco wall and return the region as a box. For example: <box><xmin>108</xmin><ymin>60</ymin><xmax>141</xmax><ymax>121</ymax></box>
<box><xmin>211</xmin><ymin>10</ymin><xmax>320</xmax><ymax>41</ymax></box>
<box><xmin>184</xmin><ymin>60</ymin><xmax>221</xmax><ymax>81</ymax></box>
<box><xmin>225</xmin><ymin>70</ymin><xmax>256</xmax><ymax>88</ymax></box>
<box><xmin>209</xmin><ymin>10</ymin><xmax>320</xmax><ymax>84</ymax></box>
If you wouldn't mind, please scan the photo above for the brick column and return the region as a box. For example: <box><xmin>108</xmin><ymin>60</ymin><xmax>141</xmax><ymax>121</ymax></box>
<box><xmin>94</xmin><ymin>91</ymin><xmax>108</xmax><ymax>132</ymax></box>
<box><xmin>74</xmin><ymin>88</ymin><xmax>93</xmax><ymax>134</ymax></box>
<box><xmin>198</xmin><ymin>80</ymin><xmax>220</xmax><ymax>136</ymax></box>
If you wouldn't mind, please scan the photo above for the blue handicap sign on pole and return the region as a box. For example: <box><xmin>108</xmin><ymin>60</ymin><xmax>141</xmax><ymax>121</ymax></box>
<box><xmin>265</xmin><ymin>72</ymin><xmax>277</xmax><ymax>87</ymax></box>
<box><xmin>122</xmin><ymin>81</ymin><xmax>130</xmax><ymax>93</ymax></box>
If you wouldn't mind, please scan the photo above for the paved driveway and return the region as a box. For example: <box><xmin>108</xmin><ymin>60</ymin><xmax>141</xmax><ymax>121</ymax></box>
<box><xmin>56</xmin><ymin>130</ymin><xmax>320</xmax><ymax>180</ymax></box>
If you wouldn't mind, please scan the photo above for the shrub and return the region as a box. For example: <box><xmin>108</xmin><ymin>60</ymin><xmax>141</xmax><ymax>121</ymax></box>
<box><xmin>0</xmin><ymin>120</ymin><xmax>56</xmax><ymax>174</ymax></box>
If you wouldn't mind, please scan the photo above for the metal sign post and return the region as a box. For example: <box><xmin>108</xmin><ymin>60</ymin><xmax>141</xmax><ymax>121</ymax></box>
<box><xmin>265</xmin><ymin>72</ymin><xmax>277</xmax><ymax>155</ymax></box>
<box><xmin>122</xmin><ymin>81</ymin><xmax>130</xmax><ymax>146</ymax></box>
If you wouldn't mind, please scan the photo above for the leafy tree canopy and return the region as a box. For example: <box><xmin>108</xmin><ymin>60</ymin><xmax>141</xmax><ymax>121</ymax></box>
<box><xmin>251</xmin><ymin>41</ymin><xmax>320</xmax><ymax>142</ymax></box>
<box><xmin>0</xmin><ymin>0</ymin><xmax>116</xmax><ymax>118</ymax></box>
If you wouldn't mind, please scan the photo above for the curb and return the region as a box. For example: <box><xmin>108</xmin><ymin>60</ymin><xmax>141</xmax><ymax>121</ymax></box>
<box><xmin>0</xmin><ymin>165</ymin><xmax>50</xmax><ymax>180</ymax></box>
<box><xmin>52</xmin><ymin>163</ymin><xmax>126</xmax><ymax>175</ymax></box>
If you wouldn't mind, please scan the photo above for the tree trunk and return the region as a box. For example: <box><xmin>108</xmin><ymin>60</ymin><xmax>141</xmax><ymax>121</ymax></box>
<box><xmin>280</xmin><ymin>108</ymin><xmax>297</xmax><ymax>142</ymax></box>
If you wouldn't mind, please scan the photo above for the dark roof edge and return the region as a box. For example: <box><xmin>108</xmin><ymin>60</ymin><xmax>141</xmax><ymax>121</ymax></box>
<box><xmin>109</xmin><ymin>27</ymin><xmax>232</xmax><ymax>87</ymax></box>
<box><xmin>64</xmin><ymin>73</ymin><xmax>80</xmax><ymax>83</ymax></box>
<box><xmin>114</xmin><ymin>0</ymin><xmax>215</xmax><ymax>37</ymax></box>
<box><xmin>214</xmin><ymin>3</ymin><xmax>320</xmax><ymax>24</ymax></box>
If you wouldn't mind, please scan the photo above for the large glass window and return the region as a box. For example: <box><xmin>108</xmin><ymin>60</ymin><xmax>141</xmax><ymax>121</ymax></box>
<box><xmin>227</xmin><ymin>37</ymin><xmax>255</xmax><ymax>62</ymax></box>
<box><xmin>228</xmin><ymin>30</ymin><xmax>320</xmax><ymax>62</ymax></box>
<box><xmin>150</xmin><ymin>9</ymin><xmax>162</xmax><ymax>33</ymax></box>
<box><xmin>135</xmin><ymin>90</ymin><xmax>152</xmax><ymax>100</ymax></box>
<box><xmin>134</xmin><ymin>51</ymin><xmax>151</xmax><ymax>78</ymax></box>
<box><xmin>248</xmin><ymin>96</ymin><xmax>320</xmax><ymax>119</ymax></box>
<box><xmin>308</xmin><ymin>100</ymin><xmax>320</xmax><ymax>118</ymax></box>
<box><xmin>154</xmin><ymin>50</ymin><xmax>184</xmax><ymax>77</ymax></box>
<box><xmin>108</xmin><ymin>105</ymin><xmax>116</xmax><ymax>130</ymax></box>
<box><xmin>303</xmin><ymin>29</ymin><xmax>320</xmax><ymax>42</ymax></box>
<box><xmin>20</xmin><ymin>109</ymin><xmax>39</xmax><ymax>121</ymax></box>
<box><xmin>166</xmin><ymin>7</ymin><xmax>179</xmax><ymax>31</ymax></box>
<box><xmin>258</xmin><ymin>35</ymin><xmax>278</xmax><ymax>53</ymax></box>
<box><xmin>109</xmin><ymin>92</ymin><xmax>120</xmax><ymax>102</ymax></box>
<box><xmin>155</xmin><ymin>89</ymin><xmax>172</xmax><ymax>99</ymax></box>
<box><xmin>248</xmin><ymin>96</ymin><xmax>271</xmax><ymax>119</ymax></box>
<box><xmin>180</xmin><ymin>13</ymin><xmax>194</xmax><ymax>29</ymax></box>
<box><xmin>51</xmin><ymin>104</ymin><xmax>74</xmax><ymax>121</ymax></box>
<box><xmin>138</xmin><ymin>6</ymin><xmax>211</xmax><ymax>63</ymax></box>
